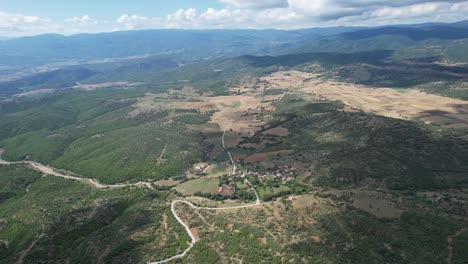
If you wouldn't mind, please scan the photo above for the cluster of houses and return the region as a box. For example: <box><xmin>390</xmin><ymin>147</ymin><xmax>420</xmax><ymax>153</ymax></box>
<box><xmin>246</xmin><ymin>165</ymin><xmax>297</xmax><ymax>184</ymax></box>
<box><xmin>194</xmin><ymin>162</ymin><xmax>298</xmax><ymax>197</ymax></box>
<box><xmin>218</xmin><ymin>180</ymin><xmax>237</xmax><ymax>196</ymax></box>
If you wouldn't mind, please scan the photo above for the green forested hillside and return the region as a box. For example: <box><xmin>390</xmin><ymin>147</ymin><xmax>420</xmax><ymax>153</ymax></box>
<box><xmin>0</xmin><ymin>88</ymin><xmax>204</xmax><ymax>183</ymax></box>
<box><xmin>0</xmin><ymin>165</ymin><xmax>184</xmax><ymax>264</ymax></box>
<box><xmin>0</xmin><ymin>20</ymin><xmax>468</xmax><ymax>264</ymax></box>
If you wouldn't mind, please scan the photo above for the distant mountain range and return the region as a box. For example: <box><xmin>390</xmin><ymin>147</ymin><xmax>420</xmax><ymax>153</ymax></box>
<box><xmin>1</xmin><ymin>19</ymin><xmax>468</xmax><ymax>96</ymax></box>
<box><xmin>0</xmin><ymin>20</ymin><xmax>465</xmax><ymax>67</ymax></box>
<box><xmin>0</xmin><ymin>28</ymin><xmax>352</xmax><ymax>66</ymax></box>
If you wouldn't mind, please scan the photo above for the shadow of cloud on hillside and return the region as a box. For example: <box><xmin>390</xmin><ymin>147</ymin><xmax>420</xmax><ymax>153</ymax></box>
<box><xmin>416</xmin><ymin>103</ymin><xmax>468</xmax><ymax>129</ymax></box>
<box><xmin>337</xmin><ymin>61</ymin><xmax>468</xmax><ymax>88</ymax></box>
<box><xmin>281</xmin><ymin>111</ymin><xmax>468</xmax><ymax>190</ymax></box>
<box><xmin>239</xmin><ymin>50</ymin><xmax>394</xmax><ymax>68</ymax></box>
<box><xmin>341</xmin><ymin>26</ymin><xmax>468</xmax><ymax>41</ymax></box>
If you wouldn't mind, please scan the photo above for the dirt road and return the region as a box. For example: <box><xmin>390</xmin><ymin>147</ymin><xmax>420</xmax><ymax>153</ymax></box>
<box><xmin>150</xmin><ymin>123</ymin><xmax>261</xmax><ymax>264</ymax></box>
<box><xmin>0</xmin><ymin>118</ymin><xmax>260</xmax><ymax>264</ymax></box>
<box><xmin>447</xmin><ymin>227</ymin><xmax>468</xmax><ymax>264</ymax></box>
<box><xmin>0</xmin><ymin>149</ymin><xmax>152</xmax><ymax>189</ymax></box>
<box><xmin>149</xmin><ymin>179</ymin><xmax>260</xmax><ymax>264</ymax></box>
<box><xmin>220</xmin><ymin>124</ymin><xmax>237</xmax><ymax>175</ymax></box>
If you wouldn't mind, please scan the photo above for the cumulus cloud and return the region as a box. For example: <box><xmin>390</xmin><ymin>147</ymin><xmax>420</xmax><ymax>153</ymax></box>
<box><xmin>165</xmin><ymin>8</ymin><xmax>198</xmax><ymax>27</ymax></box>
<box><xmin>334</xmin><ymin>1</ymin><xmax>468</xmax><ymax>26</ymax></box>
<box><xmin>156</xmin><ymin>0</ymin><xmax>468</xmax><ymax>29</ymax></box>
<box><xmin>220</xmin><ymin>0</ymin><xmax>288</xmax><ymax>9</ymax></box>
<box><xmin>0</xmin><ymin>12</ymin><xmax>59</xmax><ymax>36</ymax></box>
<box><xmin>116</xmin><ymin>14</ymin><xmax>151</xmax><ymax>30</ymax></box>
<box><xmin>1</xmin><ymin>1</ymin><xmax>468</xmax><ymax>36</ymax></box>
<box><xmin>65</xmin><ymin>15</ymin><xmax>94</xmax><ymax>25</ymax></box>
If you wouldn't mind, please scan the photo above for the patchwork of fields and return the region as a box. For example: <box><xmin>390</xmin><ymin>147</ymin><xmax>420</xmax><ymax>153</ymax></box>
<box><xmin>1</xmin><ymin>67</ymin><xmax>468</xmax><ymax>263</ymax></box>
<box><xmin>264</xmin><ymin>71</ymin><xmax>468</xmax><ymax>128</ymax></box>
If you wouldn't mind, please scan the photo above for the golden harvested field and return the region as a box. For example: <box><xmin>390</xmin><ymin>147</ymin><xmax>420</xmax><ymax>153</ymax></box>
<box><xmin>263</xmin><ymin>71</ymin><xmax>468</xmax><ymax>128</ymax></box>
<box><xmin>128</xmin><ymin>80</ymin><xmax>281</xmax><ymax>138</ymax></box>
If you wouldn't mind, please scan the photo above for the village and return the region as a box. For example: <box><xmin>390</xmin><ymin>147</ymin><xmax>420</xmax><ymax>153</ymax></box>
<box><xmin>194</xmin><ymin>163</ymin><xmax>298</xmax><ymax>198</ymax></box>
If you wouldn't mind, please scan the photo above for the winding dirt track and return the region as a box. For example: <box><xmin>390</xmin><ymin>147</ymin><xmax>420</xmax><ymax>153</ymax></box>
<box><xmin>149</xmin><ymin>125</ymin><xmax>260</xmax><ymax>264</ymax></box>
<box><xmin>219</xmin><ymin>123</ymin><xmax>237</xmax><ymax>175</ymax></box>
<box><xmin>150</xmin><ymin>180</ymin><xmax>260</xmax><ymax>264</ymax></box>
<box><xmin>0</xmin><ymin>149</ymin><xmax>152</xmax><ymax>189</ymax></box>
<box><xmin>0</xmin><ymin>124</ymin><xmax>261</xmax><ymax>264</ymax></box>
<box><xmin>447</xmin><ymin>227</ymin><xmax>468</xmax><ymax>264</ymax></box>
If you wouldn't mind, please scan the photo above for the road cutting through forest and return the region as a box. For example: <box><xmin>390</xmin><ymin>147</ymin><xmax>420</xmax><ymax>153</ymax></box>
<box><xmin>0</xmin><ymin>123</ymin><xmax>261</xmax><ymax>264</ymax></box>
<box><xmin>149</xmin><ymin>124</ymin><xmax>260</xmax><ymax>264</ymax></box>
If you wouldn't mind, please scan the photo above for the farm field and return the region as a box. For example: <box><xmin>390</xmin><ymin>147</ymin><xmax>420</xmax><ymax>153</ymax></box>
<box><xmin>174</xmin><ymin>178</ymin><xmax>220</xmax><ymax>196</ymax></box>
<box><xmin>263</xmin><ymin>71</ymin><xmax>468</xmax><ymax>128</ymax></box>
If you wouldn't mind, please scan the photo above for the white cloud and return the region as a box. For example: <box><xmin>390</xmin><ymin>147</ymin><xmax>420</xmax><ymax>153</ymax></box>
<box><xmin>335</xmin><ymin>1</ymin><xmax>468</xmax><ymax>26</ymax></box>
<box><xmin>0</xmin><ymin>12</ymin><xmax>59</xmax><ymax>36</ymax></box>
<box><xmin>167</xmin><ymin>8</ymin><xmax>198</xmax><ymax>21</ymax></box>
<box><xmin>116</xmin><ymin>14</ymin><xmax>151</xmax><ymax>30</ymax></box>
<box><xmin>220</xmin><ymin>0</ymin><xmax>288</xmax><ymax>9</ymax></box>
<box><xmin>108</xmin><ymin>1</ymin><xmax>468</xmax><ymax>31</ymax></box>
<box><xmin>65</xmin><ymin>15</ymin><xmax>94</xmax><ymax>26</ymax></box>
<box><xmin>1</xmin><ymin>1</ymin><xmax>468</xmax><ymax>37</ymax></box>
<box><xmin>116</xmin><ymin>14</ymin><xmax>149</xmax><ymax>24</ymax></box>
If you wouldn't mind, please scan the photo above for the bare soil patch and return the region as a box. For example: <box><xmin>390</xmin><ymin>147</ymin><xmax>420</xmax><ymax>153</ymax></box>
<box><xmin>190</xmin><ymin>226</ymin><xmax>200</xmax><ymax>241</ymax></box>
<box><xmin>173</xmin><ymin>95</ymin><xmax>266</xmax><ymax>133</ymax></box>
<box><xmin>155</xmin><ymin>179</ymin><xmax>180</xmax><ymax>187</ymax></box>
<box><xmin>260</xmin><ymin>71</ymin><xmax>315</xmax><ymax>89</ymax></box>
<box><xmin>263</xmin><ymin>126</ymin><xmax>289</xmax><ymax>137</ymax></box>
<box><xmin>265</xmin><ymin>71</ymin><xmax>468</xmax><ymax>128</ymax></box>
<box><xmin>128</xmin><ymin>93</ymin><xmax>168</xmax><ymax>117</ymax></box>
<box><xmin>239</xmin><ymin>143</ymin><xmax>259</xmax><ymax>149</ymax></box>
<box><xmin>244</xmin><ymin>153</ymin><xmax>268</xmax><ymax>163</ymax></box>
<box><xmin>74</xmin><ymin>82</ymin><xmax>143</xmax><ymax>91</ymax></box>
<box><xmin>14</xmin><ymin>89</ymin><xmax>54</xmax><ymax>97</ymax></box>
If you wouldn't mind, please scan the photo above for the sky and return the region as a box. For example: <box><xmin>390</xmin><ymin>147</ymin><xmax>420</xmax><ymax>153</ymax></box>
<box><xmin>1</xmin><ymin>0</ymin><xmax>468</xmax><ymax>37</ymax></box>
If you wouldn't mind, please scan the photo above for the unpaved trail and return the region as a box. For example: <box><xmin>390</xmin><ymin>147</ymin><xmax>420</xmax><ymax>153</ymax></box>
<box><xmin>218</xmin><ymin>122</ymin><xmax>237</xmax><ymax>175</ymax></box>
<box><xmin>16</xmin><ymin>236</ymin><xmax>41</xmax><ymax>264</ymax></box>
<box><xmin>0</xmin><ymin>149</ymin><xmax>152</xmax><ymax>190</ymax></box>
<box><xmin>149</xmin><ymin>123</ymin><xmax>261</xmax><ymax>264</ymax></box>
<box><xmin>202</xmin><ymin>161</ymin><xmax>230</xmax><ymax>173</ymax></box>
<box><xmin>277</xmin><ymin>92</ymin><xmax>289</xmax><ymax>102</ymax></box>
<box><xmin>149</xmin><ymin>180</ymin><xmax>260</xmax><ymax>264</ymax></box>
<box><xmin>0</xmin><ymin>117</ymin><xmax>261</xmax><ymax>264</ymax></box>
<box><xmin>447</xmin><ymin>227</ymin><xmax>468</xmax><ymax>264</ymax></box>
<box><xmin>156</xmin><ymin>144</ymin><xmax>167</xmax><ymax>165</ymax></box>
